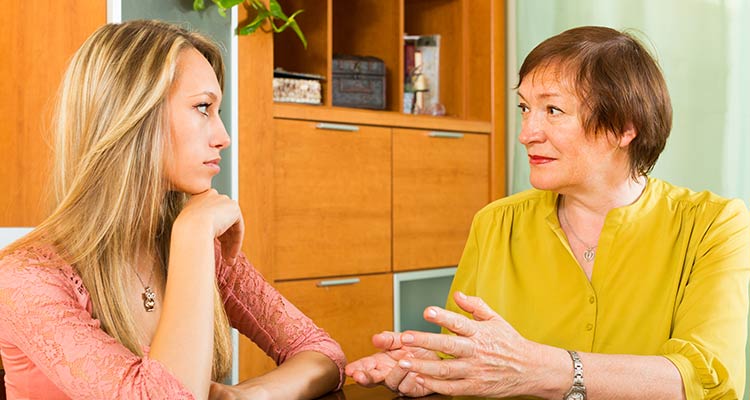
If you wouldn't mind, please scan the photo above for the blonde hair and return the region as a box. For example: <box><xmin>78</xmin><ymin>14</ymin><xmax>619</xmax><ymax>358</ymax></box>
<box><xmin>6</xmin><ymin>20</ymin><xmax>231</xmax><ymax>380</ymax></box>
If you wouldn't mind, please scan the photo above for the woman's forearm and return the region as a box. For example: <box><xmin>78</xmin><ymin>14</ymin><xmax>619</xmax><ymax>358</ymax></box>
<box><xmin>531</xmin><ymin>344</ymin><xmax>685</xmax><ymax>400</ymax></box>
<box><xmin>149</xmin><ymin>217</ymin><xmax>216</xmax><ymax>399</ymax></box>
<box><xmin>238</xmin><ymin>351</ymin><xmax>341</xmax><ymax>399</ymax></box>
<box><xmin>397</xmin><ymin>294</ymin><xmax>689</xmax><ymax>399</ymax></box>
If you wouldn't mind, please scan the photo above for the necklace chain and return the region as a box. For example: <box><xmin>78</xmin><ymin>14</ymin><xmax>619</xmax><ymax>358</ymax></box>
<box><xmin>133</xmin><ymin>263</ymin><xmax>156</xmax><ymax>312</ymax></box>
<box><xmin>559</xmin><ymin>200</ymin><xmax>598</xmax><ymax>262</ymax></box>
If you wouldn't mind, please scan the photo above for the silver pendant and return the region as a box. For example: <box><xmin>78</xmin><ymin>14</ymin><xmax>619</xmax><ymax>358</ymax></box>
<box><xmin>142</xmin><ymin>286</ymin><xmax>156</xmax><ymax>312</ymax></box>
<box><xmin>583</xmin><ymin>247</ymin><xmax>596</xmax><ymax>262</ymax></box>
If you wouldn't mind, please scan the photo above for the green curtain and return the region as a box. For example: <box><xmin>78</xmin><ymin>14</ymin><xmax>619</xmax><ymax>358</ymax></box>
<box><xmin>511</xmin><ymin>0</ymin><xmax>749</xmax><ymax>205</ymax></box>
<box><xmin>510</xmin><ymin>1</ymin><xmax>750</xmax><ymax>399</ymax></box>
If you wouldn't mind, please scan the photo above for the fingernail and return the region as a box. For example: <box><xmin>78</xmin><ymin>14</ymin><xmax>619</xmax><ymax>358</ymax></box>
<box><xmin>402</xmin><ymin>333</ymin><xmax>414</xmax><ymax>343</ymax></box>
<box><xmin>426</xmin><ymin>308</ymin><xmax>437</xmax><ymax>318</ymax></box>
<box><xmin>457</xmin><ymin>291</ymin><xmax>467</xmax><ymax>299</ymax></box>
<box><xmin>398</xmin><ymin>359</ymin><xmax>412</xmax><ymax>368</ymax></box>
<box><xmin>416</xmin><ymin>376</ymin><xmax>425</xmax><ymax>384</ymax></box>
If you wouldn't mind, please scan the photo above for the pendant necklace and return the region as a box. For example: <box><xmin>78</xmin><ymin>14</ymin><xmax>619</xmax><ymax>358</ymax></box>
<box><xmin>134</xmin><ymin>266</ymin><xmax>156</xmax><ymax>312</ymax></box>
<box><xmin>559</xmin><ymin>201</ymin><xmax>598</xmax><ymax>263</ymax></box>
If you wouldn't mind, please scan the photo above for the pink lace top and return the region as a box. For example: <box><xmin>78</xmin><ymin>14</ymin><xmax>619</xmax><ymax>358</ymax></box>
<box><xmin>0</xmin><ymin>244</ymin><xmax>345</xmax><ymax>399</ymax></box>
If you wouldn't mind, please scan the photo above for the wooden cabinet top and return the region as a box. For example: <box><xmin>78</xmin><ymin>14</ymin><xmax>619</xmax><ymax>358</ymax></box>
<box><xmin>274</xmin><ymin>103</ymin><xmax>491</xmax><ymax>134</ymax></box>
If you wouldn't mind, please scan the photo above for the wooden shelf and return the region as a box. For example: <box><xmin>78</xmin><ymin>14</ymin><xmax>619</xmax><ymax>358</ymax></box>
<box><xmin>238</xmin><ymin>0</ymin><xmax>506</xmax><ymax>381</ymax></box>
<box><xmin>272</xmin><ymin>0</ymin><xmax>492</xmax><ymax>120</ymax></box>
<box><xmin>273</xmin><ymin>103</ymin><xmax>491</xmax><ymax>133</ymax></box>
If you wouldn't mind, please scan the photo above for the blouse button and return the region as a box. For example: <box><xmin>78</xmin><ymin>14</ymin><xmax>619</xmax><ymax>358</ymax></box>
<box><xmin>588</xmin><ymin>296</ymin><xmax>595</xmax><ymax>304</ymax></box>
<box><xmin>586</xmin><ymin>323</ymin><xmax>594</xmax><ymax>331</ymax></box>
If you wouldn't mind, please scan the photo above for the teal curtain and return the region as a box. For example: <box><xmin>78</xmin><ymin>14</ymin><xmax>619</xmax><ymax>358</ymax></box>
<box><xmin>511</xmin><ymin>1</ymin><xmax>750</xmax><ymax>399</ymax></box>
<box><xmin>511</xmin><ymin>0</ymin><xmax>749</xmax><ymax>205</ymax></box>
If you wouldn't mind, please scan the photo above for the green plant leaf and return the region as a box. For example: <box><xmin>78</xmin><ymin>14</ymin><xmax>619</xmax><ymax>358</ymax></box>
<box><xmin>214</xmin><ymin>0</ymin><xmax>244</xmax><ymax>8</ymax></box>
<box><xmin>266</xmin><ymin>9</ymin><xmax>303</xmax><ymax>33</ymax></box>
<box><xmin>267</xmin><ymin>0</ymin><xmax>289</xmax><ymax>19</ymax></box>
<box><xmin>193</xmin><ymin>0</ymin><xmax>206</xmax><ymax>11</ymax></box>
<box><xmin>237</xmin><ymin>10</ymin><xmax>270</xmax><ymax>35</ymax></box>
<box><xmin>288</xmin><ymin>19</ymin><xmax>307</xmax><ymax>49</ymax></box>
<box><xmin>268</xmin><ymin>9</ymin><xmax>307</xmax><ymax>49</ymax></box>
<box><xmin>210</xmin><ymin>0</ymin><xmax>244</xmax><ymax>17</ymax></box>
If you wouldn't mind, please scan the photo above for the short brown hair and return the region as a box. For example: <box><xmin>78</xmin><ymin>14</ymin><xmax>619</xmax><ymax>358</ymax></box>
<box><xmin>518</xmin><ymin>26</ymin><xmax>672</xmax><ymax>178</ymax></box>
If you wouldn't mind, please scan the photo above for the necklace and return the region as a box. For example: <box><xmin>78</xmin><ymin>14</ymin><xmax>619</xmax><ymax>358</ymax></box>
<box><xmin>559</xmin><ymin>201</ymin><xmax>598</xmax><ymax>263</ymax></box>
<box><xmin>133</xmin><ymin>266</ymin><xmax>156</xmax><ymax>312</ymax></box>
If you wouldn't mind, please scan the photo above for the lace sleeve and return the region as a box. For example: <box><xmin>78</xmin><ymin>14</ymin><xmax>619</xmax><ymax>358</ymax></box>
<box><xmin>215</xmin><ymin>248</ymin><xmax>346</xmax><ymax>387</ymax></box>
<box><xmin>0</xmin><ymin>248</ymin><xmax>194</xmax><ymax>399</ymax></box>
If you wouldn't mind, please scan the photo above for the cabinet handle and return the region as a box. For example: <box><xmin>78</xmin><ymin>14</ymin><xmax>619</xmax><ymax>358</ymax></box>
<box><xmin>428</xmin><ymin>131</ymin><xmax>464</xmax><ymax>139</ymax></box>
<box><xmin>315</xmin><ymin>123</ymin><xmax>360</xmax><ymax>132</ymax></box>
<box><xmin>316</xmin><ymin>277</ymin><xmax>361</xmax><ymax>287</ymax></box>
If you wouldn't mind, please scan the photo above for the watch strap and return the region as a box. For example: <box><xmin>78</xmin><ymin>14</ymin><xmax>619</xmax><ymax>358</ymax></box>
<box><xmin>563</xmin><ymin>350</ymin><xmax>586</xmax><ymax>400</ymax></box>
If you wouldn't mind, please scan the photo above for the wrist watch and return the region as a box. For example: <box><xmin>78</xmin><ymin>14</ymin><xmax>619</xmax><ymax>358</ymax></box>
<box><xmin>563</xmin><ymin>350</ymin><xmax>587</xmax><ymax>400</ymax></box>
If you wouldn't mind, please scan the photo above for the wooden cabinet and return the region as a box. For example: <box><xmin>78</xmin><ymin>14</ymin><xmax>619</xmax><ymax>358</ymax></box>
<box><xmin>274</xmin><ymin>119</ymin><xmax>391</xmax><ymax>280</ymax></box>
<box><xmin>0</xmin><ymin>1</ymin><xmax>106</xmax><ymax>226</ymax></box>
<box><xmin>393</xmin><ymin>129</ymin><xmax>490</xmax><ymax>271</ymax></box>
<box><xmin>237</xmin><ymin>0</ymin><xmax>506</xmax><ymax>381</ymax></box>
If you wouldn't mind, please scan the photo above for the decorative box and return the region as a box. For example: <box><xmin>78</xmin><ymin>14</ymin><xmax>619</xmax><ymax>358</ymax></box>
<box><xmin>332</xmin><ymin>55</ymin><xmax>386</xmax><ymax>110</ymax></box>
<box><xmin>273</xmin><ymin>78</ymin><xmax>322</xmax><ymax>105</ymax></box>
<box><xmin>273</xmin><ymin>68</ymin><xmax>324</xmax><ymax>105</ymax></box>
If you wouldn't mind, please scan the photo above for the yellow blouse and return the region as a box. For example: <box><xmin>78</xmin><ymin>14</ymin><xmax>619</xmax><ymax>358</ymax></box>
<box><xmin>446</xmin><ymin>178</ymin><xmax>750</xmax><ymax>399</ymax></box>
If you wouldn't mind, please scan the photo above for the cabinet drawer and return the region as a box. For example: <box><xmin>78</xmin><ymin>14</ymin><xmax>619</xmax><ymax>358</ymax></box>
<box><xmin>276</xmin><ymin>273</ymin><xmax>393</xmax><ymax>367</ymax></box>
<box><xmin>393</xmin><ymin>128</ymin><xmax>489</xmax><ymax>270</ymax></box>
<box><xmin>274</xmin><ymin>119</ymin><xmax>392</xmax><ymax>280</ymax></box>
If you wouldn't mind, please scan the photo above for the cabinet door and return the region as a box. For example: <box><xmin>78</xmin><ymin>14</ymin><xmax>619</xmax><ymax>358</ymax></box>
<box><xmin>274</xmin><ymin>119</ymin><xmax>391</xmax><ymax>280</ymax></box>
<box><xmin>1</xmin><ymin>1</ymin><xmax>105</xmax><ymax>226</ymax></box>
<box><xmin>393</xmin><ymin>128</ymin><xmax>489</xmax><ymax>270</ymax></box>
<box><xmin>276</xmin><ymin>273</ymin><xmax>393</xmax><ymax>372</ymax></box>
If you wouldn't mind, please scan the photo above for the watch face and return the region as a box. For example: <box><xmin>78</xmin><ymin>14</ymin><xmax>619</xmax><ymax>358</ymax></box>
<box><xmin>566</xmin><ymin>393</ymin><xmax>585</xmax><ymax>400</ymax></box>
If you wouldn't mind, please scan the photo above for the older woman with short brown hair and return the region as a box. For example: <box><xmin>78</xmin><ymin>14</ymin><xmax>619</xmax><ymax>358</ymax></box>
<box><xmin>347</xmin><ymin>26</ymin><xmax>750</xmax><ymax>399</ymax></box>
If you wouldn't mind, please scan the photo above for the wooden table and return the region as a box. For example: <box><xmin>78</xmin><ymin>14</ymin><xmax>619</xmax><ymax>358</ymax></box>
<box><xmin>317</xmin><ymin>384</ymin><xmax>451</xmax><ymax>400</ymax></box>
<box><xmin>0</xmin><ymin>375</ymin><xmax>451</xmax><ymax>400</ymax></box>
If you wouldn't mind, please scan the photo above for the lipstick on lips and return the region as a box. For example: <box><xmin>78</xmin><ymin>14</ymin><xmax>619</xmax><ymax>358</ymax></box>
<box><xmin>204</xmin><ymin>158</ymin><xmax>221</xmax><ymax>172</ymax></box>
<box><xmin>528</xmin><ymin>154</ymin><xmax>555</xmax><ymax>165</ymax></box>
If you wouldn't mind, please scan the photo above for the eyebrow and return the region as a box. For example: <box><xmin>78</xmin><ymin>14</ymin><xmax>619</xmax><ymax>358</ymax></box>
<box><xmin>517</xmin><ymin>91</ymin><xmax>563</xmax><ymax>101</ymax></box>
<box><xmin>189</xmin><ymin>91</ymin><xmax>219</xmax><ymax>101</ymax></box>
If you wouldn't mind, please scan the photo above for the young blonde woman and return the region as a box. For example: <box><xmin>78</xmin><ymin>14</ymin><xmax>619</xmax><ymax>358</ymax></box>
<box><xmin>0</xmin><ymin>20</ymin><xmax>344</xmax><ymax>399</ymax></box>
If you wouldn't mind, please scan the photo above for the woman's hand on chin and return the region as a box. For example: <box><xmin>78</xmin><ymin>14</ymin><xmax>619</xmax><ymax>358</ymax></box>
<box><xmin>177</xmin><ymin>188</ymin><xmax>245</xmax><ymax>265</ymax></box>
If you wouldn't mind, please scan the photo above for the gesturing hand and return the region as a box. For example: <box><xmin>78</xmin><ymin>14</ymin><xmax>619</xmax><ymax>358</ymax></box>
<box><xmin>394</xmin><ymin>291</ymin><xmax>540</xmax><ymax>398</ymax></box>
<box><xmin>178</xmin><ymin>189</ymin><xmax>245</xmax><ymax>265</ymax></box>
<box><xmin>345</xmin><ymin>331</ymin><xmax>438</xmax><ymax>397</ymax></box>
